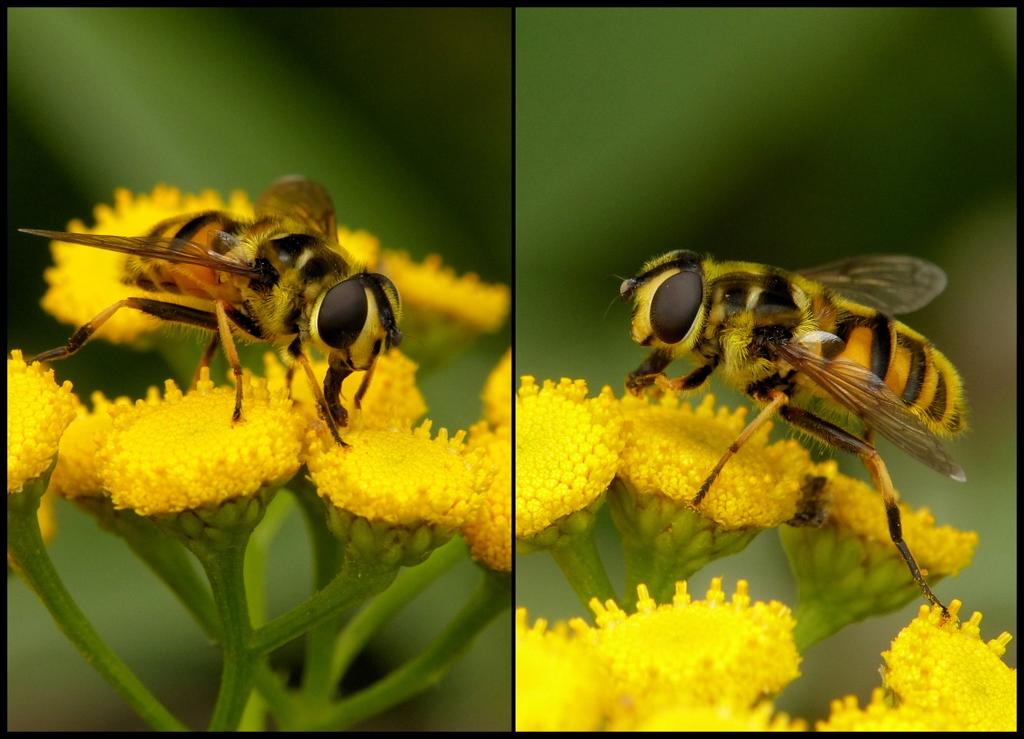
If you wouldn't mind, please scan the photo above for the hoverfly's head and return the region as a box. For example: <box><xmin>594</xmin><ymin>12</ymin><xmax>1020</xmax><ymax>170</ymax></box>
<box><xmin>624</xmin><ymin>250</ymin><xmax>706</xmax><ymax>350</ymax></box>
<box><xmin>310</xmin><ymin>272</ymin><xmax>402</xmax><ymax>370</ymax></box>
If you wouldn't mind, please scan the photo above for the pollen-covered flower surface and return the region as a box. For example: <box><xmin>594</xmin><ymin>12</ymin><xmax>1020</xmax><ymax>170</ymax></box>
<box><xmin>618</xmin><ymin>393</ymin><xmax>832</xmax><ymax>528</ymax></box>
<box><xmin>8</xmin><ymin>351</ymin><xmax>77</xmax><ymax>493</ymax></box>
<box><xmin>48</xmin><ymin>392</ymin><xmax>132</xmax><ymax>500</ymax></box>
<box><xmin>515</xmin><ymin>608</ymin><xmax>609</xmax><ymax>731</ymax></box>
<box><xmin>380</xmin><ymin>250</ymin><xmax>510</xmax><ymax>333</ymax></box>
<box><xmin>463</xmin><ymin>423</ymin><xmax>512</xmax><ymax>572</ymax></box>
<box><xmin>515</xmin><ymin>377</ymin><xmax>623</xmax><ymax>539</ymax></box>
<box><xmin>97</xmin><ymin>370</ymin><xmax>302</xmax><ymax>515</ymax></box>
<box><xmin>263</xmin><ymin>348</ymin><xmax>427</xmax><ymax>431</ymax></box>
<box><xmin>827</xmin><ymin>473</ymin><xmax>977</xmax><ymax>576</ymax></box>
<box><xmin>584</xmin><ymin>579</ymin><xmax>800</xmax><ymax>711</ymax></box>
<box><xmin>306</xmin><ymin>421</ymin><xmax>489</xmax><ymax>530</ymax></box>
<box><xmin>616</xmin><ymin>700</ymin><xmax>806</xmax><ymax>732</ymax></box>
<box><xmin>881</xmin><ymin>600</ymin><xmax>1015</xmax><ymax>731</ymax></box>
<box><xmin>40</xmin><ymin>185</ymin><xmax>255</xmax><ymax>343</ymax></box>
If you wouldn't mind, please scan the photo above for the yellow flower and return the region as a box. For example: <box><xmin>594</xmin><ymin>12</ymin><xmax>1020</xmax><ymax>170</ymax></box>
<box><xmin>263</xmin><ymin>348</ymin><xmax>427</xmax><ymax>431</ymax></box>
<box><xmin>584</xmin><ymin>579</ymin><xmax>800</xmax><ymax>711</ymax></box>
<box><xmin>482</xmin><ymin>348</ymin><xmax>512</xmax><ymax>428</ymax></box>
<box><xmin>306</xmin><ymin>420</ymin><xmax>489</xmax><ymax>531</ymax></box>
<box><xmin>827</xmin><ymin>473</ymin><xmax>977</xmax><ymax>577</ymax></box>
<box><xmin>48</xmin><ymin>392</ymin><xmax>132</xmax><ymax>500</ymax></box>
<box><xmin>463</xmin><ymin>423</ymin><xmax>512</xmax><ymax>572</ymax></box>
<box><xmin>336</xmin><ymin>226</ymin><xmax>381</xmax><ymax>269</ymax></box>
<box><xmin>380</xmin><ymin>249</ymin><xmax>510</xmax><ymax>333</ymax></box>
<box><xmin>818</xmin><ymin>688</ymin><xmax>956</xmax><ymax>731</ymax></box>
<box><xmin>618</xmin><ymin>393</ymin><xmax>832</xmax><ymax>529</ymax></box>
<box><xmin>515</xmin><ymin>377</ymin><xmax>623</xmax><ymax>540</ymax></box>
<box><xmin>880</xmin><ymin>600</ymin><xmax>1015</xmax><ymax>731</ymax></box>
<box><xmin>516</xmin><ymin>608</ymin><xmax>609</xmax><ymax>731</ymax></box>
<box><xmin>41</xmin><ymin>185</ymin><xmax>254</xmax><ymax>344</ymax></box>
<box><xmin>616</xmin><ymin>701</ymin><xmax>807</xmax><ymax>732</ymax></box>
<box><xmin>8</xmin><ymin>351</ymin><xmax>77</xmax><ymax>493</ymax></box>
<box><xmin>97</xmin><ymin>369</ymin><xmax>302</xmax><ymax>516</ymax></box>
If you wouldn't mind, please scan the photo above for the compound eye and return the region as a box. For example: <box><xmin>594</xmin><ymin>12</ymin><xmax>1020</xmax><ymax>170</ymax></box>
<box><xmin>650</xmin><ymin>270</ymin><xmax>702</xmax><ymax>344</ymax></box>
<box><xmin>316</xmin><ymin>279</ymin><xmax>368</xmax><ymax>350</ymax></box>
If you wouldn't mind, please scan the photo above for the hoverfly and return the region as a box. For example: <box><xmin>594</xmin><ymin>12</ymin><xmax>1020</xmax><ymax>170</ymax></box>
<box><xmin>620</xmin><ymin>251</ymin><xmax>966</xmax><ymax>611</ymax></box>
<box><xmin>21</xmin><ymin>176</ymin><xmax>402</xmax><ymax>446</ymax></box>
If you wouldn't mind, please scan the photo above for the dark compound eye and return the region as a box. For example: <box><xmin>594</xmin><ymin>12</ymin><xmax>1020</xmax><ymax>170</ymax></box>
<box><xmin>650</xmin><ymin>270</ymin><xmax>702</xmax><ymax>344</ymax></box>
<box><xmin>316</xmin><ymin>279</ymin><xmax>368</xmax><ymax>350</ymax></box>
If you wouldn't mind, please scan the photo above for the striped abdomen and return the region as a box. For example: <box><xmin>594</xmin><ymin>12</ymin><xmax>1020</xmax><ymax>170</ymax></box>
<box><xmin>125</xmin><ymin>211</ymin><xmax>243</xmax><ymax>299</ymax></box>
<box><xmin>828</xmin><ymin>311</ymin><xmax>966</xmax><ymax>436</ymax></box>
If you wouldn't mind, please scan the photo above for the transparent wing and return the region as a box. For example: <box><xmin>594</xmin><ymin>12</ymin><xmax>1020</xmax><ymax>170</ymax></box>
<box><xmin>255</xmin><ymin>175</ymin><xmax>338</xmax><ymax>245</ymax></box>
<box><xmin>19</xmin><ymin>229</ymin><xmax>261</xmax><ymax>278</ymax></box>
<box><xmin>797</xmin><ymin>254</ymin><xmax>947</xmax><ymax>314</ymax></box>
<box><xmin>774</xmin><ymin>337</ymin><xmax>965</xmax><ymax>481</ymax></box>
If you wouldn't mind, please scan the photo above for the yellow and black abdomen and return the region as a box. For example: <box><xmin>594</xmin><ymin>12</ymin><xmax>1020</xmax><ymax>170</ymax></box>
<box><xmin>828</xmin><ymin>305</ymin><xmax>967</xmax><ymax>437</ymax></box>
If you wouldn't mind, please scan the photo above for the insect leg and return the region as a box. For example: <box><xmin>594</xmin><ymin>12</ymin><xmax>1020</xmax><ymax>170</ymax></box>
<box><xmin>353</xmin><ymin>355</ymin><xmax>378</xmax><ymax>410</ymax></box>
<box><xmin>286</xmin><ymin>339</ymin><xmax>346</xmax><ymax>447</ymax></box>
<box><xmin>655</xmin><ymin>361</ymin><xmax>717</xmax><ymax>395</ymax></box>
<box><xmin>213</xmin><ymin>300</ymin><xmax>246</xmax><ymax>423</ymax></box>
<box><xmin>626</xmin><ymin>349</ymin><xmax>673</xmax><ymax>395</ymax></box>
<box><xmin>33</xmin><ymin>297</ymin><xmax>219</xmax><ymax>364</ymax></box>
<box><xmin>191</xmin><ymin>333</ymin><xmax>220</xmax><ymax>390</ymax></box>
<box><xmin>692</xmin><ymin>389</ymin><xmax>789</xmax><ymax>506</ymax></box>
<box><xmin>779</xmin><ymin>406</ymin><xmax>948</xmax><ymax>615</ymax></box>
<box><xmin>324</xmin><ymin>358</ymin><xmax>353</xmax><ymax>429</ymax></box>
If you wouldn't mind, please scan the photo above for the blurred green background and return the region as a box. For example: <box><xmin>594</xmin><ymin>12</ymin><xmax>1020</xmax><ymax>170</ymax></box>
<box><xmin>8</xmin><ymin>8</ymin><xmax>510</xmax><ymax>731</ymax></box>
<box><xmin>516</xmin><ymin>7</ymin><xmax>1015</xmax><ymax>725</ymax></box>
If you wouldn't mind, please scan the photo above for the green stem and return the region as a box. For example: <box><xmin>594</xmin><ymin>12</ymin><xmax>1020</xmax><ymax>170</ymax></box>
<box><xmin>549</xmin><ymin>530</ymin><xmax>616</xmax><ymax>608</ymax></box>
<box><xmin>293</xmin><ymin>482</ymin><xmax>343</xmax><ymax>705</ymax></box>
<box><xmin>250</xmin><ymin>555</ymin><xmax>397</xmax><ymax>656</ymax></box>
<box><xmin>7</xmin><ymin>487</ymin><xmax>187</xmax><ymax>731</ymax></box>
<box><xmin>329</xmin><ymin>537</ymin><xmax>465</xmax><ymax>689</ymax></box>
<box><xmin>187</xmin><ymin>530</ymin><xmax>255</xmax><ymax>731</ymax></box>
<box><xmin>308</xmin><ymin>569</ymin><xmax>510</xmax><ymax>730</ymax></box>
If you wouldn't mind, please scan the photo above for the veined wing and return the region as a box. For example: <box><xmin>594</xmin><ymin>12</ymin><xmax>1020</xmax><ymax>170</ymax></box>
<box><xmin>797</xmin><ymin>254</ymin><xmax>947</xmax><ymax>314</ymax></box>
<box><xmin>19</xmin><ymin>229</ymin><xmax>262</xmax><ymax>278</ymax></box>
<box><xmin>255</xmin><ymin>175</ymin><xmax>338</xmax><ymax>245</ymax></box>
<box><xmin>774</xmin><ymin>336</ymin><xmax>965</xmax><ymax>481</ymax></box>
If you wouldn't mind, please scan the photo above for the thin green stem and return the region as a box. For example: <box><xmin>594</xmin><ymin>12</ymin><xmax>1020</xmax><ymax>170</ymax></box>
<box><xmin>8</xmin><ymin>487</ymin><xmax>186</xmax><ymax>731</ymax></box>
<box><xmin>308</xmin><ymin>569</ymin><xmax>510</xmax><ymax>730</ymax></box>
<box><xmin>188</xmin><ymin>531</ymin><xmax>255</xmax><ymax>731</ymax></box>
<box><xmin>329</xmin><ymin>537</ymin><xmax>466</xmax><ymax>689</ymax></box>
<box><xmin>249</xmin><ymin>555</ymin><xmax>397</xmax><ymax>656</ymax></box>
<box><xmin>549</xmin><ymin>530</ymin><xmax>616</xmax><ymax>608</ymax></box>
<box><xmin>293</xmin><ymin>481</ymin><xmax>343</xmax><ymax>705</ymax></box>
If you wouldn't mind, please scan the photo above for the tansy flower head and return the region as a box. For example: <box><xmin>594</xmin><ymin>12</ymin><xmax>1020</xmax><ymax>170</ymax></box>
<box><xmin>818</xmin><ymin>688</ymin><xmax>956</xmax><ymax>731</ymax></box>
<box><xmin>827</xmin><ymin>473</ymin><xmax>977</xmax><ymax>577</ymax></box>
<box><xmin>615</xmin><ymin>700</ymin><xmax>807</xmax><ymax>732</ymax></box>
<box><xmin>780</xmin><ymin>473</ymin><xmax>978</xmax><ymax>647</ymax></box>
<box><xmin>463</xmin><ymin>423</ymin><xmax>512</xmax><ymax>572</ymax></box>
<box><xmin>97</xmin><ymin>369</ymin><xmax>302</xmax><ymax>516</ymax></box>
<box><xmin>381</xmin><ymin>250</ymin><xmax>510</xmax><ymax>334</ymax></box>
<box><xmin>618</xmin><ymin>393</ymin><xmax>831</xmax><ymax>529</ymax></box>
<box><xmin>41</xmin><ymin>185</ymin><xmax>254</xmax><ymax>344</ymax></box>
<box><xmin>306</xmin><ymin>421</ymin><xmax>491</xmax><ymax>548</ymax></box>
<box><xmin>264</xmin><ymin>348</ymin><xmax>426</xmax><ymax>431</ymax></box>
<box><xmin>583</xmin><ymin>579</ymin><xmax>800</xmax><ymax>712</ymax></box>
<box><xmin>880</xmin><ymin>600</ymin><xmax>1015</xmax><ymax>731</ymax></box>
<box><xmin>8</xmin><ymin>351</ymin><xmax>77</xmax><ymax>493</ymax></box>
<box><xmin>482</xmin><ymin>348</ymin><xmax>512</xmax><ymax>428</ymax></box>
<box><xmin>48</xmin><ymin>392</ymin><xmax>133</xmax><ymax>500</ymax></box>
<box><xmin>515</xmin><ymin>608</ymin><xmax>610</xmax><ymax>731</ymax></box>
<box><xmin>515</xmin><ymin>377</ymin><xmax>623</xmax><ymax>541</ymax></box>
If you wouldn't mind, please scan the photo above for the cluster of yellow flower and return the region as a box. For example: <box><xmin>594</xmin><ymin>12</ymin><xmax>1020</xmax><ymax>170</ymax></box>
<box><xmin>514</xmin><ymin>377</ymin><xmax>1013</xmax><ymax>731</ymax></box>
<box><xmin>517</xmin><ymin>582</ymin><xmax>1015</xmax><ymax>731</ymax></box>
